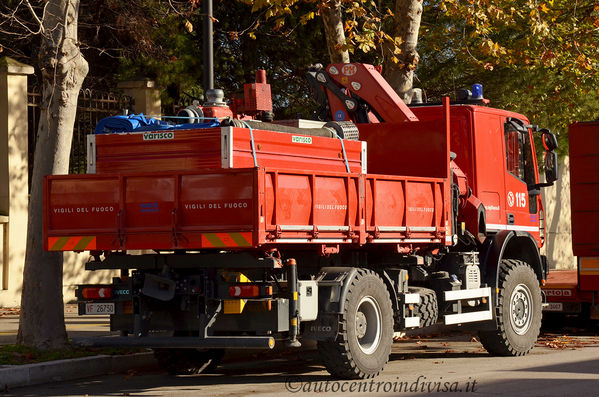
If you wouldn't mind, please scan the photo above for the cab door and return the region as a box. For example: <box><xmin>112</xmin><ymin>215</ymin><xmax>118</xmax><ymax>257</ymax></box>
<box><xmin>503</xmin><ymin>118</ymin><xmax>541</xmax><ymax>239</ymax></box>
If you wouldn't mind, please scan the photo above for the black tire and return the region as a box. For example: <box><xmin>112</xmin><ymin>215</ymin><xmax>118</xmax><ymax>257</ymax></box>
<box><xmin>153</xmin><ymin>348</ymin><xmax>224</xmax><ymax>375</ymax></box>
<box><xmin>478</xmin><ymin>259</ymin><xmax>542</xmax><ymax>356</ymax></box>
<box><xmin>408</xmin><ymin>287</ymin><xmax>439</xmax><ymax>328</ymax></box>
<box><xmin>318</xmin><ymin>269</ymin><xmax>394</xmax><ymax>379</ymax></box>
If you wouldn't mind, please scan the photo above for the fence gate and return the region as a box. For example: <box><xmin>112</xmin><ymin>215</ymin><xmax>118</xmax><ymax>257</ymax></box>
<box><xmin>27</xmin><ymin>87</ymin><xmax>132</xmax><ymax>185</ymax></box>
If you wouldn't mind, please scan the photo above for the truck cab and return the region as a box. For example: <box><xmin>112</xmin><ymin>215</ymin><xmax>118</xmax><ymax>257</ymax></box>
<box><xmin>410</xmin><ymin>105</ymin><xmax>544</xmax><ymax>246</ymax></box>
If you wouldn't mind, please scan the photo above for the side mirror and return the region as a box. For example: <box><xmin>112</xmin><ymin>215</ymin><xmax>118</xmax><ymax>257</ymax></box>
<box><xmin>541</xmin><ymin>129</ymin><xmax>558</xmax><ymax>151</ymax></box>
<box><xmin>528</xmin><ymin>187</ymin><xmax>541</xmax><ymax>196</ymax></box>
<box><xmin>544</xmin><ymin>151</ymin><xmax>558</xmax><ymax>184</ymax></box>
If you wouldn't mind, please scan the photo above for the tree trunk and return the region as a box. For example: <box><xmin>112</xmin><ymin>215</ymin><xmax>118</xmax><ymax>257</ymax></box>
<box><xmin>17</xmin><ymin>0</ymin><xmax>88</xmax><ymax>349</ymax></box>
<box><xmin>382</xmin><ymin>0</ymin><xmax>423</xmax><ymax>103</ymax></box>
<box><xmin>321</xmin><ymin>1</ymin><xmax>350</xmax><ymax>63</ymax></box>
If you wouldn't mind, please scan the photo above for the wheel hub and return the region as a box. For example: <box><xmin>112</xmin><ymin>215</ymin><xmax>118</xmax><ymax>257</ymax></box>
<box><xmin>510</xmin><ymin>284</ymin><xmax>533</xmax><ymax>335</ymax></box>
<box><xmin>355</xmin><ymin>311</ymin><xmax>367</xmax><ymax>338</ymax></box>
<box><xmin>355</xmin><ymin>296</ymin><xmax>382</xmax><ymax>354</ymax></box>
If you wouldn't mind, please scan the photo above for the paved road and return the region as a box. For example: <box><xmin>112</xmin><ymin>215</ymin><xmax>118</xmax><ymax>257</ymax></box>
<box><xmin>0</xmin><ymin>305</ymin><xmax>114</xmax><ymax>345</ymax></box>
<box><xmin>5</xmin><ymin>332</ymin><xmax>599</xmax><ymax>397</ymax></box>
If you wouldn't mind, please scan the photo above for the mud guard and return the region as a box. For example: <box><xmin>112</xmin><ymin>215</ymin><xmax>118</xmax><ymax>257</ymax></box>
<box><xmin>301</xmin><ymin>267</ymin><xmax>356</xmax><ymax>341</ymax></box>
<box><xmin>303</xmin><ymin>266</ymin><xmax>401</xmax><ymax>341</ymax></box>
<box><xmin>473</xmin><ymin>231</ymin><xmax>543</xmax><ymax>331</ymax></box>
<box><xmin>480</xmin><ymin>230</ymin><xmax>545</xmax><ymax>299</ymax></box>
<box><xmin>462</xmin><ymin>195</ymin><xmax>487</xmax><ymax>243</ymax></box>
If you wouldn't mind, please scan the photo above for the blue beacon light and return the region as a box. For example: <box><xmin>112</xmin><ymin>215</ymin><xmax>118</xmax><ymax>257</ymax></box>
<box><xmin>471</xmin><ymin>84</ymin><xmax>483</xmax><ymax>100</ymax></box>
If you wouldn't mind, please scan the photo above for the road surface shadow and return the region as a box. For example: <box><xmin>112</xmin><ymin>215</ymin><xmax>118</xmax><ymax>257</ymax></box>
<box><xmin>511</xmin><ymin>357</ymin><xmax>599</xmax><ymax>375</ymax></box>
<box><xmin>5</xmin><ymin>345</ymin><xmax>490</xmax><ymax>396</ymax></box>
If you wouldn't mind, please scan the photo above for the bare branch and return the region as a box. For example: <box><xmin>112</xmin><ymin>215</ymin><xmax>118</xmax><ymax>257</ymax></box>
<box><xmin>167</xmin><ymin>0</ymin><xmax>186</xmax><ymax>17</ymax></box>
<box><xmin>23</xmin><ymin>0</ymin><xmax>44</xmax><ymax>33</ymax></box>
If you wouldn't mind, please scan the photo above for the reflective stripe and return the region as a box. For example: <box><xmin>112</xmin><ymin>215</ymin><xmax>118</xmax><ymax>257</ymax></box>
<box><xmin>74</xmin><ymin>236</ymin><xmax>96</xmax><ymax>250</ymax></box>
<box><xmin>579</xmin><ymin>257</ymin><xmax>599</xmax><ymax>270</ymax></box>
<box><xmin>202</xmin><ymin>232</ymin><xmax>252</xmax><ymax>247</ymax></box>
<box><xmin>48</xmin><ymin>236</ymin><xmax>96</xmax><ymax>251</ymax></box>
<box><xmin>579</xmin><ymin>257</ymin><xmax>599</xmax><ymax>275</ymax></box>
<box><xmin>486</xmin><ymin>223</ymin><xmax>539</xmax><ymax>232</ymax></box>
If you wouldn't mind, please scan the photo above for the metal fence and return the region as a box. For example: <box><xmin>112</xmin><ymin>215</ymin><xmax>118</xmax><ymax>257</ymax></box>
<box><xmin>27</xmin><ymin>87</ymin><xmax>132</xmax><ymax>185</ymax></box>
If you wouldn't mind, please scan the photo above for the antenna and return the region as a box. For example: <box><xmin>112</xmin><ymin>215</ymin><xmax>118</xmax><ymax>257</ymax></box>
<box><xmin>203</xmin><ymin>0</ymin><xmax>214</xmax><ymax>91</ymax></box>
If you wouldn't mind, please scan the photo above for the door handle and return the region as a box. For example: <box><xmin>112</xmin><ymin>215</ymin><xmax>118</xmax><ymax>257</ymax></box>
<box><xmin>507</xmin><ymin>213</ymin><xmax>515</xmax><ymax>225</ymax></box>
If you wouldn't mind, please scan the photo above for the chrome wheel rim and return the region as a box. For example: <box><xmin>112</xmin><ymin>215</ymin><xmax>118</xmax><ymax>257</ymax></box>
<box><xmin>510</xmin><ymin>283</ymin><xmax>533</xmax><ymax>335</ymax></box>
<box><xmin>355</xmin><ymin>296</ymin><xmax>382</xmax><ymax>354</ymax></box>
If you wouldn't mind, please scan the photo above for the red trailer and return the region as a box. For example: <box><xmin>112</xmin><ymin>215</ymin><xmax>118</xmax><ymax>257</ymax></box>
<box><xmin>542</xmin><ymin>121</ymin><xmax>599</xmax><ymax>320</ymax></box>
<box><xmin>45</xmin><ymin>63</ymin><xmax>559</xmax><ymax>379</ymax></box>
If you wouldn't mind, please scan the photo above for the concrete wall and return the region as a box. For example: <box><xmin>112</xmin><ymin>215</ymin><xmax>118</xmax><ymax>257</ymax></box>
<box><xmin>62</xmin><ymin>252</ymin><xmax>119</xmax><ymax>304</ymax></box>
<box><xmin>117</xmin><ymin>80</ymin><xmax>161</xmax><ymax>117</ymax></box>
<box><xmin>541</xmin><ymin>156</ymin><xmax>576</xmax><ymax>270</ymax></box>
<box><xmin>61</xmin><ymin>80</ymin><xmax>162</xmax><ymax>302</ymax></box>
<box><xmin>0</xmin><ymin>58</ymin><xmax>33</xmax><ymax>307</ymax></box>
<box><xmin>0</xmin><ymin>59</ymin><xmax>161</xmax><ymax>307</ymax></box>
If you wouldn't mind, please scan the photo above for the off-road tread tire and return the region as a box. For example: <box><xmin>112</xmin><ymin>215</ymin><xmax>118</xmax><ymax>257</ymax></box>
<box><xmin>317</xmin><ymin>269</ymin><xmax>394</xmax><ymax>379</ymax></box>
<box><xmin>409</xmin><ymin>287</ymin><xmax>439</xmax><ymax>328</ymax></box>
<box><xmin>153</xmin><ymin>348</ymin><xmax>224</xmax><ymax>375</ymax></box>
<box><xmin>478</xmin><ymin>259</ymin><xmax>542</xmax><ymax>356</ymax></box>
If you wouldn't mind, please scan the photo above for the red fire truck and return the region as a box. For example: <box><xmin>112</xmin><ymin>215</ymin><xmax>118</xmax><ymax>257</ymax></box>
<box><xmin>542</xmin><ymin>121</ymin><xmax>599</xmax><ymax>321</ymax></box>
<box><xmin>44</xmin><ymin>63</ymin><xmax>558</xmax><ymax>379</ymax></box>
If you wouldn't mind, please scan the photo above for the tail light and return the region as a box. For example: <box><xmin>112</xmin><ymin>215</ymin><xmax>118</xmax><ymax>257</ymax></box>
<box><xmin>81</xmin><ymin>287</ymin><xmax>112</xmax><ymax>299</ymax></box>
<box><xmin>229</xmin><ymin>285</ymin><xmax>260</xmax><ymax>298</ymax></box>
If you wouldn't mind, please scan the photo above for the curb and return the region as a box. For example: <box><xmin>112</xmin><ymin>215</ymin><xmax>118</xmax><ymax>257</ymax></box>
<box><xmin>0</xmin><ymin>352</ymin><xmax>156</xmax><ymax>390</ymax></box>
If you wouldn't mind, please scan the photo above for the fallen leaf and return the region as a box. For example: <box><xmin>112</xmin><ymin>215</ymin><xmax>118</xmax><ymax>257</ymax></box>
<box><xmin>185</xmin><ymin>20</ymin><xmax>193</xmax><ymax>33</ymax></box>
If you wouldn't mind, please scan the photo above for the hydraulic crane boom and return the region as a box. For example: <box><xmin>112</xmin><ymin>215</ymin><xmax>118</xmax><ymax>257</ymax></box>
<box><xmin>307</xmin><ymin>63</ymin><xmax>419</xmax><ymax>124</ymax></box>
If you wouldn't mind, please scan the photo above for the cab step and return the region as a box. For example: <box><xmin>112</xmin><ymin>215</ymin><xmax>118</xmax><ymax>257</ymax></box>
<box><xmin>443</xmin><ymin>287</ymin><xmax>493</xmax><ymax>325</ymax></box>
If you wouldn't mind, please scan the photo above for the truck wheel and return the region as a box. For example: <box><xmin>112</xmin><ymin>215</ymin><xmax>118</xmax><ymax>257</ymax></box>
<box><xmin>409</xmin><ymin>287</ymin><xmax>439</xmax><ymax>328</ymax></box>
<box><xmin>478</xmin><ymin>259</ymin><xmax>542</xmax><ymax>356</ymax></box>
<box><xmin>153</xmin><ymin>348</ymin><xmax>224</xmax><ymax>375</ymax></box>
<box><xmin>318</xmin><ymin>269</ymin><xmax>393</xmax><ymax>379</ymax></box>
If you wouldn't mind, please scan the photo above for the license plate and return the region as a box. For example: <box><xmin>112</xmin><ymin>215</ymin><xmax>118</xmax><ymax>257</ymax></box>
<box><xmin>543</xmin><ymin>302</ymin><xmax>563</xmax><ymax>312</ymax></box>
<box><xmin>85</xmin><ymin>302</ymin><xmax>115</xmax><ymax>315</ymax></box>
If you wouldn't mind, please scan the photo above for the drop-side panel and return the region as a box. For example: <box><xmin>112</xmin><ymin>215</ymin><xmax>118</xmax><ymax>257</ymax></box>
<box><xmin>44</xmin><ymin>168</ymin><xmax>451</xmax><ymax>252</ymax></box>
<box><xmin>44</xmin><ymin>169</ymin><xmax>259</xmax><ymax>251</ymax></box>
<box><xmin>263</xmin><ymin>170</ymin><xmax>362</xmax><ymax>244</ymax></box>
<box><xmin>365</xmin><ymin>175</ymin><xmax>449</xmax><ymax>245</ymax></box>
